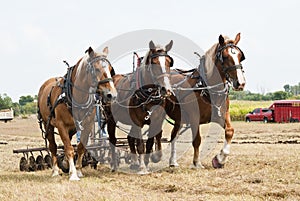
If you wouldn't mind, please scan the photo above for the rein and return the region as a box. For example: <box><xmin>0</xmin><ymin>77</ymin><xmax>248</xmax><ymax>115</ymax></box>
<box><xmin>117</xmin><ymin>51</ymin><xmax>172</xmax><ymax>109</ymax></box>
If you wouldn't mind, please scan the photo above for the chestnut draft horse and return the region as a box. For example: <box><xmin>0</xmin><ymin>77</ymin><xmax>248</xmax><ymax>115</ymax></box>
<box><xmin>166</xmin><ymin>33</ymin><xmax>246</xmax><ymax>168</ymax></box>
<box><xmin>38</xmin><ymin>47</ymin><xmax>117</xmax><ymax>180</ymax></box>
<box><xmin>105</xmin><ymin>40</ymin><xmax>174</xmax><ymax>173</ymax></box>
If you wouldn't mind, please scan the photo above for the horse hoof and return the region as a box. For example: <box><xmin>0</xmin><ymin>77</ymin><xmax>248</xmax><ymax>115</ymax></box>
<box><xmin>137</xmin><ymin>169</ymin><xmax>149</xmax><ymax>175</ymax></box>
<box><xmin>151</xmin><ymin>153</ymin><xmax>162</xmax><ymax>163</ymax></box>
<box><xmin>51</xmin><ymin>172</ymin><xmax>60</xmax><ymax>177</ymax></box>
<box><xmin>191</xmin><ymin>163</ymin><xmax>205</xmax><ymax>169</ymax></box>
<box><xmin>77</xmin><ymin>170</ymin><xmax>83</xmax><ymax>178</ymax></box>
<box><xmin>169</xmin><ymin>162</ymin><xmax>179</xmax><ymax>168</ymax></box>
<box><xmin>212</xmin><ymin>155</ymin><xmax>224</xmax><ymax>169</ymax></box>
<box><xmin>130</xmin><ymin>164</ymin><xmax>140</xmax><ymax>170</ymax></box>
<box><xmin>69</xmin><ymin>174</ymin><xmax>80</xmax><ymax>181</ymax></box>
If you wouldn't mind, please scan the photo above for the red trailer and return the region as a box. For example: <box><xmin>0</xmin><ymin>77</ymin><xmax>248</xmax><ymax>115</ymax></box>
<box><xmin>269</xmin><ymin>100</ymin><xmax>300</xmax><ymax>123</ymax></box>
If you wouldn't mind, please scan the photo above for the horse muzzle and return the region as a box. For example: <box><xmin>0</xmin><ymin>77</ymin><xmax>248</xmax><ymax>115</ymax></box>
<box><xmin>232</xmin><ymin>80</ymin><xmax>245</xmax><ymax>91</ymax></box>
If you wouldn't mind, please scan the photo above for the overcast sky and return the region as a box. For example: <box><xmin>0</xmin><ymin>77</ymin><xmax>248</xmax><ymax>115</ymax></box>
<box><xmin>1</xmin><ymin>0</ymin><xmax>299</xmax><ymax>102</ymax></box>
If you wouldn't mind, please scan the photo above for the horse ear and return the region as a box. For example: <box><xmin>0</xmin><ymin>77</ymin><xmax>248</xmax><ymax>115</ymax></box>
<box><xmin>102</xmin><ymin>46</ymin><xmax>109</xmax><ymax>56</ymax></box>
<box><xmin>85</xmin><ymin>47</ymin><xmax>94</xmax><ymax>57</ymax></box>
<box><xmin>234</xmin><ymin>33</ymin><xmax>241</xmax><ymax>45</ymax></box>
<box><xmin>219</xmin><ymin>35</ymin><xmax>225</xmax><ymax>46</ymax></box>
<box><xmin>149</xmin><ymin>40</ymin><xmax>156</xmax><ymax>50</ymax></box>
<box><xmin>165</xmin><ymin>40</ymin><xmax>173</xmax><ymax>52</ymax></box>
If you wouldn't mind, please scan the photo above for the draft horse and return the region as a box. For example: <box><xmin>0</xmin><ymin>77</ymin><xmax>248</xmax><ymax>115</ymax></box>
<box><xmin>106</xmin><ymin>40</ymin><xmax>174</xmax><ymax>173</ymax></box>
<box><xmin>38</xmin><ymin>47</ymin><xmax>117</xmax><ymax>180</ymax></box>
<box><xmin>166</xmin><ymin>33</ymin><xmax>246</xmax><ymax>168</ymax></box>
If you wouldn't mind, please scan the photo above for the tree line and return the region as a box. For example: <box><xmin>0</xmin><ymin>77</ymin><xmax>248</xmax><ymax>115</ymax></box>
<box><xmin>229</xmin><ymin>83</ymin><xmax>300</xmax><ymax>101</ymax></box>
<box><xmin>0</xmin><ymin>94</ymin><xmax>37</xmax><ymax>116</ymax></box>
<box><xmin>1</xmin><ymin>82</ymin><xmax>299</xmax><ymax>115</ymax></box>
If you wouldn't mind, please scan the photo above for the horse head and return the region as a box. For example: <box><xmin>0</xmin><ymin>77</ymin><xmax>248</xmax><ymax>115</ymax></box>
<box><xmin>215</xmin><ymin>33</ymin><xmax>246</xmax><ymax>91</ymax></box>
<box><xmin>84</xmin><ymin>47</ymin><xmax>117</xmax><ymax>102</ymax></box>
<box><xmin>143</xmin><ymin>40</ymin><xmax>174</xmax><ymax>97</ymax></box>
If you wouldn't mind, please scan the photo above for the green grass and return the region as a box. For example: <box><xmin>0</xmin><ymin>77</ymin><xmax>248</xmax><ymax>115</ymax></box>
<box><xmin>229</xmin><ymin>100</ymin><xmax>273</xmax><ymax>121</ymax></box>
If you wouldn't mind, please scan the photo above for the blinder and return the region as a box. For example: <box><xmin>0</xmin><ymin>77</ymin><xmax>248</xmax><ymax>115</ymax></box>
<box><xmin>150</xmin><ymin>53</ymin><xmax>174</xmax><ymax>67</ymax></box>
<box><xmin>216</xmin><ymin>43</ymin><xmax>245</xmax><ymax>63</ymax></box>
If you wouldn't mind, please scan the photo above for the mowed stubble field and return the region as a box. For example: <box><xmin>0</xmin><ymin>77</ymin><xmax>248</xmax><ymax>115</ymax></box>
<box><xmin>0</xmin><ymin>116</ymin><xmax>300</xmax><ymax>201</ymax></box>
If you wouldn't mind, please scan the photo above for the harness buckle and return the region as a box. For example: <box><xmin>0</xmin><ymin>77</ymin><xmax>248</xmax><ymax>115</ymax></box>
<box><xmin>144</xmin><ymin>110</ymin><xmax>153</xmax><ymax>120</ymax></box>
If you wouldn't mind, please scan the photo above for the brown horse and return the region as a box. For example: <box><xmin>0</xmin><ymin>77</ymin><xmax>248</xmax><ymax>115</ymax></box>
<box><xmin>37</xmin><ymin>47</ymin><xmax>117</xmax><ymax>180</ymax></box>
<box><xmin>166</xmin><ymin>33</ymin><xmax>246</xmax><ymax>168</ymax></box>
<box><xmin>105</xmin><ymin>40</ymin><xmax>174</xmax><ymax>173</ymax></box>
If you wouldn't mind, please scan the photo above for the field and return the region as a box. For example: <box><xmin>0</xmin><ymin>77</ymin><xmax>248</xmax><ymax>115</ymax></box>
<box><xmin>0</xmin><ymin>116</ymin><xmax>300</xmax><ymax>201</ymax></box>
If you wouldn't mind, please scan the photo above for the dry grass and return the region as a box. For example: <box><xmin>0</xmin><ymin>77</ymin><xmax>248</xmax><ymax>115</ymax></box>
<box><xmin>0</xmin><ymin>117</ymin><xmax>300</xmax><ymax>201</ymax></box>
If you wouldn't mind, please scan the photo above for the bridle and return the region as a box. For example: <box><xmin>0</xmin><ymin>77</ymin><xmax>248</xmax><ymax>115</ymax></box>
<box><xmin>215</xmin><ymin>43</ymin><xmax>245</xmax><ymax>81</ymax></box>
<box><xmin>145</xmin><ymin>51</ymin><xmax>173</xmax><ymax>89</ymax></box>
<box><xmin>86</xmin><ymin>56</ymin><xmax>113</xmax><ymax>88</ymax></box>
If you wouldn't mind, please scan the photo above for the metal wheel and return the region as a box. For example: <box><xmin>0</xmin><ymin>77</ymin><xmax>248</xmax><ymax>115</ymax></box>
<box><xmin>29</xmin><ymin>156</ymin><xmax>36</xmax><ymax>171</ymax></box>
<box><xmin>44</xmin><ymin>154</ymin><xmax>52</xmax><ymax>169</ymax></box>
<box><xmin>36</xmin><ymin>155</ymin><xmax>44</xmax><ymax>170</ymax></box>
<box><xmin>20</xmin><ymin>157</ymin><xmax>28</xmax><ymax>172</ymax></box>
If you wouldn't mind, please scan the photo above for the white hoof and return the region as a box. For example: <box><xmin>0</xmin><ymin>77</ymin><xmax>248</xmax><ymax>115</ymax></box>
<box><xmin>51</xmin><ymin>171</ymin><xmax>60</xmax><ymax>177</ymax></box>
<box><xmin>77</xmin><ymin>170</ymin><xmax>83</xmax><ymax>178</ymax></box>
<box><xmin>137</xmin><ymin>169</ymin><xmax>149</xmax><ymax>175</ymax></box>
<box><xmin>51</xmin><ymin>166</ymin><xmax>60</xmax><ymax>177</ymax></box>
<box><xmin>169</xmin><ymin>160</ymin><xmax>179</xmax><ymax>167</ymax></box>
<box><xmin>190</xmin><ymin>162</ymin><xmax>205</xmax><ymax>169</ymax></box>
<box><xmin>69</xmin><ymin>174</ymin><xmax>80</xmax><ymax>181</ymax></box>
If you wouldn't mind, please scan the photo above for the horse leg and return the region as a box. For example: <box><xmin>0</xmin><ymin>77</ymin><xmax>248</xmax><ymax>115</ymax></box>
<box><xmin>169</xmin><ymin>123</ymin><xmax>181</xmax><ymax>167</ymax></box>
<box><xmin>136</xmin><ymin>138</ymin><xmax>147</xmax><ymax>174</ymax></box>
<box><xmin>75</xmin><ymin>129</ymin><xmax>90</xmax><ymax>178</ymax></box>
<box><xmin>145</xmin><ymin>137</ymin><xmax>154</xmax><ymax>167</ymax></box>
<box><xmin>213</xmin><ymin>101</ymin><xmax>234</xmax><ymax>168</ymax></box>
<box><xmin>127</xmin><ymin>135</ymin><xmax>139</xmax><ymax>170</ymax></box>
<box><xmin>58</xmin><ymin>126</ymin><xmax>79</xmax><ymax>181</ymax></box>
<box><xmin>151</xmin><ymin>131</ymin><xmax>162</xmax><ymax>163</ymax></box>
<box><xmin>191</xmin><ymin>124</ymin><xmax>204</xmax><ymax>168</ymax></box>
<box><xmin>107</xmin><ymin>120</ymin><xmax>118</xmax><ymax>172</ymax></box>
<box><xmin>46</xmin><ymin>125</ymin><xmax>59</xmax><ymax>177</ymax></box>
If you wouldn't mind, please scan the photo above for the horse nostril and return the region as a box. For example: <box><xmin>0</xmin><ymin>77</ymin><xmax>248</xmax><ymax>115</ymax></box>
<box><xmin>107</xmin><ymin>93</ymin><xmax>112</xmax><ymax>100</ymax></box>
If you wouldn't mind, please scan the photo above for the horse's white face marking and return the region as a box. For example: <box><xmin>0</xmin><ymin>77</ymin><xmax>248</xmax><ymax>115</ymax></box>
<box><xmin>158</xmin><ymin>56</ymin><xmax>173</xmax><ymax>93</ymax></box>
<box><xmin>228</xmin><ymin>47</ymin><xmax>239</xmax><ymax>65</ymax></box>
<box><xmin>102</xmin><ymin>60</ymin><xmax>115</xmax><ymax>90</ymax></box>
<box><xmin>228</xmin><ymin>47</ymin><xmax>246</xmax><ymax>85</ymax></box>
<box><xmin>158</xmin><ymin>56</ymin><xmax>166</xmax><ymax>73</ymax></box>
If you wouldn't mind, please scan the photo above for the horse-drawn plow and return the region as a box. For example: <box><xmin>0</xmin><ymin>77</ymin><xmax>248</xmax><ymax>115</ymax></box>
<box><xmin>12</xmin><ymin>136</ymin><xmax>132</xmax><ymax>172</ymax></box>
<box><xmin>12</xmin><ymin>127</ymin><xmax>170</xmax><ymax>173</ymax></box>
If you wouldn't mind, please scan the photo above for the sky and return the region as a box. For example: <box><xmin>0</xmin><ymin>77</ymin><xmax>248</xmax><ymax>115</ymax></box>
<box><xmin>0</xmin><ymin>0</ymin><xmax>299</xmax><ymax>102</ymax></box>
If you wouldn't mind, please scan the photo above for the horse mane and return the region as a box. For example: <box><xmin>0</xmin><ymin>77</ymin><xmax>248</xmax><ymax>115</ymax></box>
<box><xmin>204</xmin><ymin>43</ymin><xmax>218</xmax><ymax>79</ymax></box>
<box><xmin>204</xmin><ymin>35</ymin><xmax>234</xmax><ymax>80</ymax></box>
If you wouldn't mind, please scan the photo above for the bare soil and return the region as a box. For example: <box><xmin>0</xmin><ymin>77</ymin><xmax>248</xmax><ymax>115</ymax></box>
<box><xmin>0</xmin><ymin>117</ymin><xmax>300</xmax><ymax>201</ymax></box>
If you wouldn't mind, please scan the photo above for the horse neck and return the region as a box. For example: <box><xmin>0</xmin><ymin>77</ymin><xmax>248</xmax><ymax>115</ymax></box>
<box><xmin>71</xmin><ymin>60</ymin><xmax>93</xmax><ymax>104</ymax></box>
<box><xmin>203</xmin><ymin>44</ymin><xmax>226</xmax><ymax>89</ymax></box>
<box><xmin>139</xmin><ymin>66</ymin><xmax>153</xmax><ymax>86</ymax></box>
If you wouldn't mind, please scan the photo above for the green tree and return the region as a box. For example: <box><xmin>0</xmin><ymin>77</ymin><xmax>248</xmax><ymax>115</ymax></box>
<box><xmin>283</xmin><ymin>84</ymin><xmax>290</xmax><ymax>93</ymax></box>
<box><xmin>19</xmin><ymin>95</ymin><xmax>34</xmax><ymax>106</ymax></box>
<box><xmin>0</xmin><ymin>93</ymin><xmax>13</xmax><ymax>110</ymax></box>
<box><xmin>272</xmin><ymin>91</ymin><xmax>289</xmax><ymax>100</ymax></box>
<box><xmin>22</xmin><ymin>102</ymin><xmax>37</xmax><ymax>114</ymax></box>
